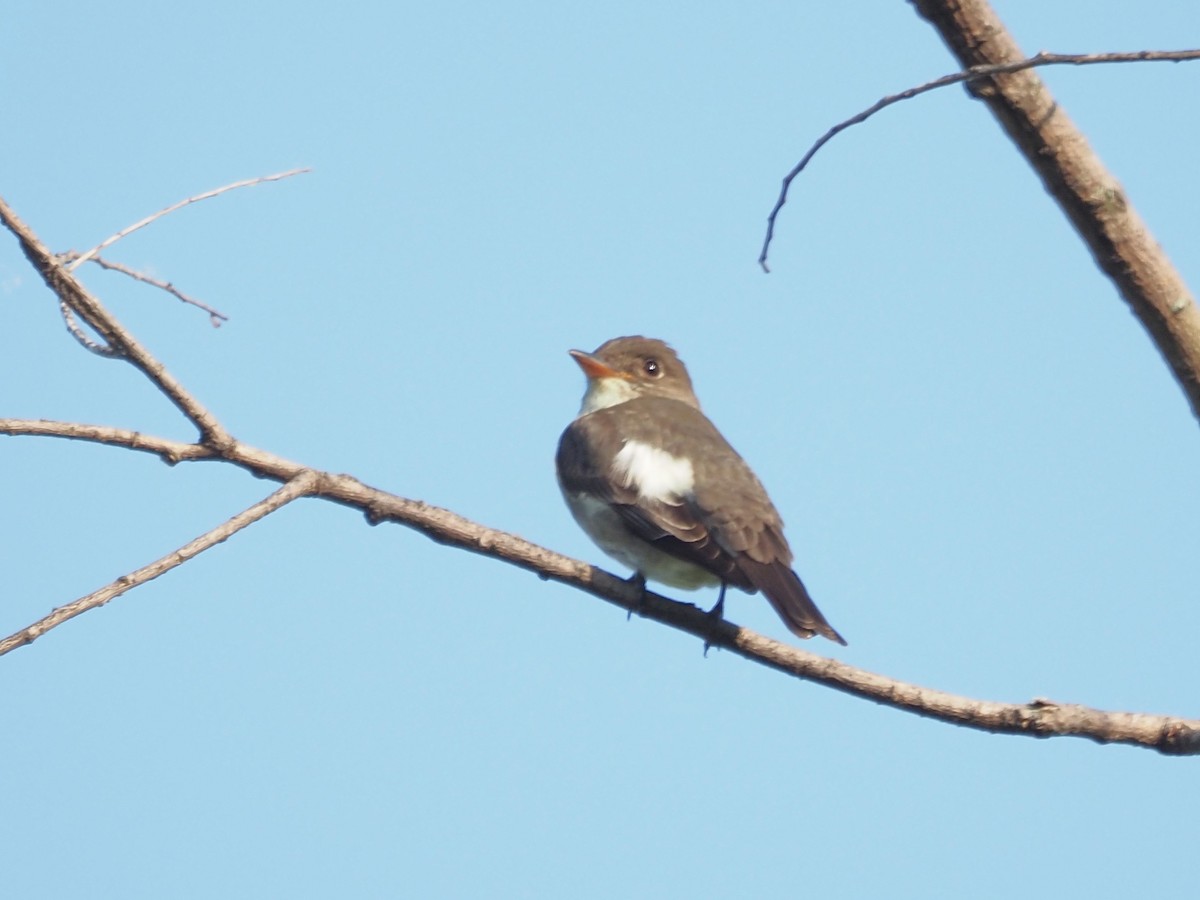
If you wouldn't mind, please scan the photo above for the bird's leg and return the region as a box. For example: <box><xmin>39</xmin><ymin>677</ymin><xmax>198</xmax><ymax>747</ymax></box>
<box><xmin>706</xmin><ymin>582</ymin><xmax>728</xmax><ymax>622</ymax></box>
<box><xmin>703</xmin><ymin>582</ymin><xmax>729</xmax><ymax>657</ymax></box>
<box><xmin>626</xmin><ymin>571</ymin><xmax>648</xmax><ymax>621</ymax></box>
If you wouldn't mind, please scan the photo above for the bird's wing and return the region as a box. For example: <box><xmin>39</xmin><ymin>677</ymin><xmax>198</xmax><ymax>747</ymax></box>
<box><xmin>683</xmin><ymin>419</ymin><xmax>846</xmax><ymax>645</ymax></box>
<box><xmin>556</xmin><ymin>413</ymin><xmax>751</xmax><ymax>588</ymax></box>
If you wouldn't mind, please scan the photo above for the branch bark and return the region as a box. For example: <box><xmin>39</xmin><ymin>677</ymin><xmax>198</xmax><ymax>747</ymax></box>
<box><xmin>3</xmin><ymin>417</ymin><xmax>1198</xmax><ymax>756</ymax></box>
<box><xmin>0</xmin><ymin>195</ymin><xmax>234</xmax><ymax>447</ymax></box>
<box><xmin>4</xmin><ymin>58</ymin><xmax>1198</xmax><ymax>755</ymax></box>
<box><xmin>85</xmin><ymin>255</ymin><xmax>229</xmax><ymax>326</ymax></box>
<box><xmin>908</xmin><ymin>0</ymin><xmax>1200</xmax><ymax>421</ymax></box>
<box><xmin>0</xmin><ymin>471</ymin><xmax>318</xmax><ymax>655</ymax></box>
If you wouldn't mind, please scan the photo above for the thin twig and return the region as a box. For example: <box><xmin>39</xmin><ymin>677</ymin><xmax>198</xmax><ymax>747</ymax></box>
<box><xmin>759</xmin><ymin>49</ymin><xmax>1200</xmax><ymax>271</ymax></box>
<box><xmin>67</xmin><ymin>168</ymin><xmax>311</xmax><ymax>271</ymax></box>
<box><xmin>59</xmin><ymin>300</ymin><xmax>121</xmax><ymax>357</ymax></box>
<box><xmin>0</xmin><ymin>420</ymin><xmax>210</xmax><ymax>464</ymax></box>
<box><xmin>0</xmin><ymin>470</ymin><xmax>319</xmax><ymax>656</ymax></box>
<box><xmin>3</xmin><ymin>416</ymin><xmax>1197</xmax><ymax>756</ymax></box>
<box><xmin>87</xmin><ymin>255</ymin><xmax>229</xmax><ymax>327</ymax></box>
<box><xmin>0</xmin><ymin>195</ymin><xmax>235</xmax><ymax>448</ymax></box>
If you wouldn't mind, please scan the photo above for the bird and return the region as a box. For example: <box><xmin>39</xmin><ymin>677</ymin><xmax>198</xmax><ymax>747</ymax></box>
<box><xmin>555</xmin><ymin>335</ymin><xmax>846</xmax><ymax>645</ymax></box>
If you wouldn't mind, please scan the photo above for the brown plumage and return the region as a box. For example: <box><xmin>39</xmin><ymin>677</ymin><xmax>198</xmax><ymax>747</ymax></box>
<box><xmin>557</xmin><ymin>336</ymin><xmax>846</xmax><ymax>645</ymax></box>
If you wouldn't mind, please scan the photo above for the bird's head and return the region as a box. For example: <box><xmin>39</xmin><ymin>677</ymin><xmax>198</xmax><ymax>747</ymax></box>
<box><xmin>570</xmin><ymin>335</ymin><xmax>700</xmax><ymax>414</ymax></box>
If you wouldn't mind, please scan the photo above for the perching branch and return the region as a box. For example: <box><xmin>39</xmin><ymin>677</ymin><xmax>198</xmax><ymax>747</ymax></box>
<box><xmin>5</xmin><ymin>142</ymin><xmax>1198</xmax><ymax>755</ymax></box>
<box><xmin>0</xmin><ymin>470</ymin><xmax>318</xmax><ymax>656</ymax></box>
<box><xmin>2</xmin><ymin>416</ymin><xmax>1198</xmax><ymax>756</ymax></box>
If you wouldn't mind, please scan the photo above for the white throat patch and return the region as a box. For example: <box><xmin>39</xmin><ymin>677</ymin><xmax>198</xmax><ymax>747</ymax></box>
<box><xmin>578</xmin><ymin>377</ymin><xmax>639</xmax><ymax>415</ymax></box>
<box><xmin>611</xmin><ymin>440</ymin><xmax>695</xmax><ymax>502</ymax></box>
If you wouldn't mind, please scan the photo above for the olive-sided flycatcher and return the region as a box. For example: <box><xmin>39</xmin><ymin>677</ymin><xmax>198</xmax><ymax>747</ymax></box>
<box><xmin>556</xmin><ymin>336</ymin><xmax>845</xmax><ymax>645</ymax></box>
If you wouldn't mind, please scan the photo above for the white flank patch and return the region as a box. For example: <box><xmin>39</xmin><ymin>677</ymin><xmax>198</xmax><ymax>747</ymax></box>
<box><xmin>611</xmin><ymin>440</ymin><xmax>695</xmax><ymax>502</ymax></box>
<box><xmin>579</xmin><ymin>377</ymin><xmax>639</xmax><ymax>415</ymax></box>
<box><xmin>563</xmin><ymin>491</ymin><xmax>716</xmax><ymax>589</ymax></box>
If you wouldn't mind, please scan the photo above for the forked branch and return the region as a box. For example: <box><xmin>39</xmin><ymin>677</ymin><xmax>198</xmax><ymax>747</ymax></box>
<box><xmin>66</xmin><ymin>167</ymin><xmax>310</xmax><ymax>271</ymax></box>
<box><xmin>0</xmin><ymin>471</ymin><xmax>319</xmax><ymax>656</ymax></box>
<box><xmin>2</xmin><ymin>417</ymin><xmax>1197</xmax><ymax>756</ymax></box>
<box><xmin>759</xmin><ymin>49</ymin><xmax>1200</xmax><ymax>272</ymax></box>
<box><xmin>760</xmin><ymin>31</ymin><xmax>1200</xmax><ymax>423</ymax></box>
<box><xmin>0</xmin><ymin>195</ymin><xmax>233</xmax><ymax>446</ymax></box>
<box><xmin>3</xmin><ymin>125</ymin><xmax>1197</xmax><ymax>753</ymax></box>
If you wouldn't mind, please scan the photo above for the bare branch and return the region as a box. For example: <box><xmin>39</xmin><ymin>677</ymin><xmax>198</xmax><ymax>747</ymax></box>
<box><xmin>0</xmin><ymin>195</ymin><xmax>234</xmax><ymax>448</ymax></box>
<box><xmin>4</xmin><ymin>417</ymin><xmax>1197</xmax><ymax>755</ymax></box>
<box><xmin>5</xmin><ymin>144</ymin><xmax>1197</xmax><ymax>751</ymax></box>
<box><xmin>66</xmin><ymin>168</ymin><xmax>311</xmax><ymax>271</ymax></box>
<box><xmin>0</xmin><ymin>419</ymin><xmax>211</xmax><ymax>464</ymax></box>
<box><xmin>760</xmin><ymin>48</ymin><xmax>1200</xmax><ymax>272</ymax></box>
<box><xmin>86</xmin><ymin>255</ymin><xmax>229</xmax><ymax>327</ymax></box>
<box><xmin>0</xmin><ymin>470</ymin><xmax>319</xmax><ymax>656</ymax></box>
<box><xmin>58</xmin><ymin>300</ymin><xmax>121</xmax><ymax>357</ymax></box>
<box><xmin>907</xmin><ymin>4</ymin><xmax>1200</xmax><ymax>423</ymax></box>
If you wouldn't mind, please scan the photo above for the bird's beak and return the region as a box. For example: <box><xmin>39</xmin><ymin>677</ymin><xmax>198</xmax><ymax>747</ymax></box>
<box><xmin>569</xmin><ymin>349</ymin><xmax>629</xmax><ymax>380</ymax></box>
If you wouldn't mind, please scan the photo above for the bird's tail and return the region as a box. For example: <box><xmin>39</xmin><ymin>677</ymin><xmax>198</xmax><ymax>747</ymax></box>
<box><xmin>740</xmin><ymin>559</ymin><xmax>847</xmax><ymax>646</ymax></box>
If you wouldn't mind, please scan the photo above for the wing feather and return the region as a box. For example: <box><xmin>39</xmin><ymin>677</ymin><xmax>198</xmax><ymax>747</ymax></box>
<box><xmin>557</xmin><ymin>399</ymin><xmax>845</xmax><ymax>644</ymax></box>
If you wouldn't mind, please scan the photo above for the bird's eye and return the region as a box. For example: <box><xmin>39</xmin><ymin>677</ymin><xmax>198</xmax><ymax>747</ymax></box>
<box><xmin>643</xmin><ymin>358</ymin><xmax>661</xmax><ymax>377</ymax></box>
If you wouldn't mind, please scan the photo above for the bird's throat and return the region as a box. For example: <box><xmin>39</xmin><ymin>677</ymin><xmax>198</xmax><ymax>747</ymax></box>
<box><xmin>578</xmin><ymin>376</ymin><xmax>639</xmax><ymax>415</ymax></box>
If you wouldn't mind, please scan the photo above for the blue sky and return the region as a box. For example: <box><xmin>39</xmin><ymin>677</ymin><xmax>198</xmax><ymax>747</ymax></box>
<box><xmin>3</xmin><ymin>2</ymin><xmax>1198</xmax><ymax>897</ymax></box>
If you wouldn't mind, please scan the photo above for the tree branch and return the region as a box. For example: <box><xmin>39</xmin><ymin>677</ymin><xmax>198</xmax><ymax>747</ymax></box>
<box><xmin>85</xmin><ymin>255</ymin><xmax>230</xmax><ymax>327</ymax></box>
<box><xmin>759</xmin><ymin>48</ymin><xmax>1200</xmax><ymax>273</ymax></box>
<box><xmin>0</xmin><ymin>195</ymin><xmax>235</xmax><ymax>448</ymax></box>
<box><xmin>922</xmin><ymin>6</ymin><xmax>1200</xmax><ymax>422</ymax></box>
<box><xmin>65</xmin><ymin>168</ymin><xmax>310</xmax><ymax>271</ymax></box>
<box><xmin>0</xmin><ymin>419</ymin><xmax>211</xmax><ymax>463</ymax></box>
<box><xmin>0</xmin><ymin>470</ymin><xmax>319</xmax><ymax>656</ymax></box>
<box><xmin>3</xmin><ymin>417</ymin><xmax>1197</xmax><ymax>756</ymax></box>
<box><xmin>4</xmin><ymin>155</ymin><xmax>1196</xmax><ymax>753</ymax></box>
